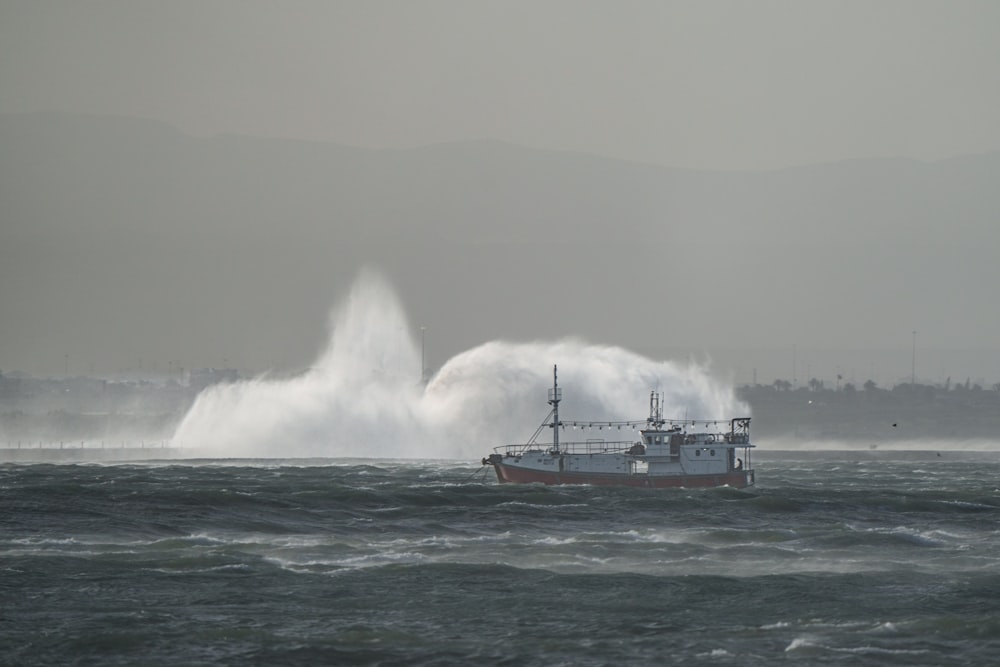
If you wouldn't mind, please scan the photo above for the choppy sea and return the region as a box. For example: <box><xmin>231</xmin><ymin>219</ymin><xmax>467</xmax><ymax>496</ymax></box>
<box><xmin>3</xmin><ymin>451</ymin><xmax>1000</xmax><ymax>665</ymax></box>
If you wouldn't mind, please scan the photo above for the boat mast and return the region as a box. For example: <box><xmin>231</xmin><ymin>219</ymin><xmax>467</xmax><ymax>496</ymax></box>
<box><xmin>549</xmin><ymin>365</ymin><xmax>561</xmax><ymax>451</ymax></box>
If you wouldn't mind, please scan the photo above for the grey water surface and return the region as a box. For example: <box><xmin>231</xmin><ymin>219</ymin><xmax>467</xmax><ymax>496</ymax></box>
<box><xmin>3</xmin><ymin>452</ymin><xmax>999</xmax><ymax>665</ymax></box>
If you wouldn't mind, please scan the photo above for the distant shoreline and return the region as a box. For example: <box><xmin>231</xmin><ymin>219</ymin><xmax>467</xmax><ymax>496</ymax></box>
<box><xmin>3</xmin><ymin>446</ymin><xmax>999</xmax><ymax>464</ymax></box>
<box><xmin>0</xmin><ymin>447</ymin><xmax>185</xmax><ymax>463</ymax></box>
<box><xmin>753</xmin><ymin>448</ymin><xmax>1000</xmax><ymax>461</ymax></box>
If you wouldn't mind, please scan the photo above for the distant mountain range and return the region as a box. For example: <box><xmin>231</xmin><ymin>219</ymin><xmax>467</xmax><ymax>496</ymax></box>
<box><xmin>2</xmin><ymin>111</ymin><xmax>998</xmax><ymax>376</ymax></box>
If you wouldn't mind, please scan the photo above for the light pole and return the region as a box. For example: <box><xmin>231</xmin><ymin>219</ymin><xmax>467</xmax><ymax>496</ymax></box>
<box><xmin>792</xmin><ymin>344</ymin><xmax>797</xmax><ymax>388</ymax></box>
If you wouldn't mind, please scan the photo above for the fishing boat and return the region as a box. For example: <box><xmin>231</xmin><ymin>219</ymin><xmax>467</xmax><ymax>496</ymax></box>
<box><xmin>482</xmin><ymin>366</ymin><xmax>755</xmax><ymax>488</ymax></box>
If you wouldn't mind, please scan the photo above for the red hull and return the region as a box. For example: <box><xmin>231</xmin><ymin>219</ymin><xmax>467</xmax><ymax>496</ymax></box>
<box><xmin>493</xmin><ymin>462</ymin><xmax>754</xmax><ymax>489</ymax></box>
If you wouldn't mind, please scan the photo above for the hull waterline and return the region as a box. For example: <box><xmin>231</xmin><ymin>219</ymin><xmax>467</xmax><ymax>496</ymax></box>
<box><xmin>492</xmin><ymin>461</ymin><xmax>754</xmax><ymax>488</ymax></box>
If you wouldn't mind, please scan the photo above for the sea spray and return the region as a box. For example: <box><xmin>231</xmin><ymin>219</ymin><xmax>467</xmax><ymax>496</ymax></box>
<box><xmin>172</xmin><ymin>271</ymin><xmax>747</xmax><ymax>458</ymax></box>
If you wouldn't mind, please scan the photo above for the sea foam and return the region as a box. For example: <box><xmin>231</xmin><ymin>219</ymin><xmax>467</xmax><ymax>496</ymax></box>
<box><xmin>172</xmin><ymin>270</ymin><xmax>746</xmax><ymax>458</ymax></box>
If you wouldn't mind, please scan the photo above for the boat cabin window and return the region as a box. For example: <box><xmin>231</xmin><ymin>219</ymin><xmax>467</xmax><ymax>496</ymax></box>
<box><xmin>655</xmin><ymin>435</ymin><xmax>662</xmax><ymax>444</ymax></box>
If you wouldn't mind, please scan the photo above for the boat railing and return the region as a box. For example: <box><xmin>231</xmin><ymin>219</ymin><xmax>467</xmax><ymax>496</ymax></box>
<box><xmin>497</xmin><ymin>440</ymin><xmax>637</xmax><ymax>457</ymax></box>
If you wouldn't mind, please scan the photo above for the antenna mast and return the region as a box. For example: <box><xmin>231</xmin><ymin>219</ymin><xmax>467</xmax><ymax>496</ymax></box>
<box><xmin>647</xmin><ymin>390</ymin><xmax>664</xmax><ymax>428</ymax></box>
<box><xmin>548</xmin><ymin>365</ymin><xmax>562</xmax><ymax>451</ymax></box>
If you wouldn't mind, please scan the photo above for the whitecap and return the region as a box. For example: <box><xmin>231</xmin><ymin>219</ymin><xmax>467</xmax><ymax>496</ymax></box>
<box><xmin>785</xmin><ymin>637</ymin><xmax>820</xmax><ymax>652</ymax></box>
<box><xmin>697</xmin><ymin>648</ymin><xmax>734</xmax><ymax>658</ymax></box>
<box><xmin>760</xmin><ymin>621</ymin><xmax>791</xmax><ymax>630</ymax></box>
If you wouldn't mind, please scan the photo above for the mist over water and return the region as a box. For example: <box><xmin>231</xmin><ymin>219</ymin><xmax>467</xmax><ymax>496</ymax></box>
<box><xmin>172</xmin><ymin>272</ymin><xmax>746</xmax><ymax>458</ymax></box>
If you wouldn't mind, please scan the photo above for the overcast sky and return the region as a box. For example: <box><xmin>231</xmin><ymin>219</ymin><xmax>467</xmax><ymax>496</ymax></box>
<box><xmin>2</xmin><ymin>0</ymin><xmax>999</xmax><ymax>170</ymax></box>
<box><xmin>1</xmin><ymin>1</ymin><xmax>999</xmax><ymax>385</ymax></box>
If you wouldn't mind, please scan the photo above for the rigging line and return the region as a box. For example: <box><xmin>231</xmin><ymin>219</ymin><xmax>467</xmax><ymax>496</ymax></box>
<box><xmin>464</xmin><ymin>465</ymin><xmax>488</xmax><ymax>482</ymax></box>
<box><xmin>526</xmin><ymin>408</ymin><xmax>555</xmax><ymax>445</ymax></box>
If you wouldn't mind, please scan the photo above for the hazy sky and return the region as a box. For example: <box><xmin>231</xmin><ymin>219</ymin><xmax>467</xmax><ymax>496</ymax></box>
<box><xmin>2</xmin><ymin>0</ymin><xmax>999</xmax><ymax>170</ymax></box>
<box><xmin>2</xmin><ymin>1</ymin><xmax>999</xmax><ymax>385</ymax></box>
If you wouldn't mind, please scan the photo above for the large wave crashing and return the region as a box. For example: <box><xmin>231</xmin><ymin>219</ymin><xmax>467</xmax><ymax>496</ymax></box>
<box><xmin>172</xmin><ymin>271</ymin><xmax>747</xmax><ymax>458</ymax></box>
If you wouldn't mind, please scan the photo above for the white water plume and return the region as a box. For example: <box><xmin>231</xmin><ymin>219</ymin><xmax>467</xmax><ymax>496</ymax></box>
<box><xmin>172</xmin><ymin>271</ymin><xmax>748</xmax><ymax>459</ymax></box>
